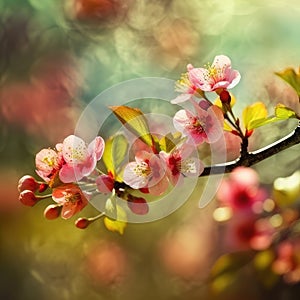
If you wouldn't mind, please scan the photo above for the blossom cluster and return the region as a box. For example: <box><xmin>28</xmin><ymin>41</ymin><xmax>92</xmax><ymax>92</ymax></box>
<box><xmin>17</xmin><ymin>54</ymin><xmax>300</xmax><ymax>240</ymax></box>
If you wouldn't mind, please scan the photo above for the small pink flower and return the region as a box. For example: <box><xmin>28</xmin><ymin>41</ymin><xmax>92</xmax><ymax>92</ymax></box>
<box><xmin>35</xmin><ymin>147</ymin><xmax>63</xmax><ymax>182</ymax></box>
<box><xmin>171</xmin><ymin>71</ymin><xmax>202</xmax><ymax>104</ymax></box>
<box><xmin>59</xmin><ymin>135</ymin><xmax>105</xmax><ymax>183</ymax></box>
<box><xmin>123</xmin><ymin>151</ymin><xmax>168</xmax><ymax>196</ymax></box>
<box><xmin>173</xmin><ymin>104</ymin><xmax>223</xmax><ymax>145</ymax></box>
<box><xmin>160</xmin><ymin>144</ymin><xmax>204</xmax><ymax>186</ymax></box>
<box><xmin>188</xmin><ymin>55</ymin><xmax>241</xmax><ymax>92</ymax></box>
<box><xmin>217</xmin><ymin>167</ymin><xmax>267</xmax><ymax>212</ymax></box>
<box><xmin>52</xmin><ymin>183</ymin><xmax>88</xmax><ymax>219</ymax></box>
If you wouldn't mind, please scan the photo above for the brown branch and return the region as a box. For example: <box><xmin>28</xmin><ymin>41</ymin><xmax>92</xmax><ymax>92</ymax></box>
<box><xmin>200</xmin><ymin>123</ymin><xmax>300</xmax><ymax>176</ymax></box>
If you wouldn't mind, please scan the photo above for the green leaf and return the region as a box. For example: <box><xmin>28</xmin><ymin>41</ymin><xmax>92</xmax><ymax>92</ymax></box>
<box><xmin>276</xmin><ymin>67</ymin><xmax>300</xmax><ymax>98</ymax></box>
<box><xmin>109</xmin><ymin>105</ymin><xmax>154</xmax><ymax>147</ymax></box>
<box><xmin>242</xmin><ymin>102</ymin><xmax>268</xmax><ymax>130</ymax></box>
<box><xmin>159</xmin><ymin>132</ymin><xmax>182</xmax><ymax>152</ymax></box>
<box><xmin>275</xmin><ymin>104</ymin><xmax>297</xmax><ymax>119</ymax></box>
<box><xmin>102</xmin><ymin>133</ymin><xmax>128</xmax><ymax>177</ymax></box>
<box><xmin>104</xmin><ymin>204</ymin><xmax>127</xmax><ymax>235</ymax></box>
<box><xmin>246</xmin><ymin>116</ymin><xmax>278</xmax><ymax>129</ymax></box>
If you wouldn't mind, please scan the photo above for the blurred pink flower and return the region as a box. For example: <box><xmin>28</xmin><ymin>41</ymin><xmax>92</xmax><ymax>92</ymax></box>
<box><xmin>188</xmin><ymin>55</ymin><xmax>241</xmax><ymax>92</ymax></box>
<box><xmin>0</xmin><ymin>53</ymin><xmax>81</xmax><ymax>143</ymax></box>
<box><xmin>217</xmin><ymin>167</ymin><xmax>267</xmax><ymax>212</ymax></box>
<box><xmin>173</xmin><ymin>104</ymin><xmax>223</xmax><ymax>145</ymax></box>
<box><xmin>52</xmin><ymin>183</ymin><xmax>88</xmax><ymax>219</ymax></box>
<box><xmin>160</xmin><ymin>144</ymin><xmax>204</xmax><ymax>186</ymax></box>
<box><xmin>224</xmin><ymin>214</ymin><xmax>274</xmax><ymax>251</ymax></box>
<box><xmin>84</xmin><ymin>241</ymin><xmax>128</xmax><ymax>287</ymax></box>
<box><xmin>123</xmin><ymin>151</ymin><xmax>168</xmax><ymax>196</ymax></box>
<box><xmin>59</xmin><ymin>135</ymin><xmax>105</xmax><ymax>183</ymax></box>
<box><xmin>272</xmin><ymin>239</ymin><xmax>300</xmax><ymax>284</ymax></box>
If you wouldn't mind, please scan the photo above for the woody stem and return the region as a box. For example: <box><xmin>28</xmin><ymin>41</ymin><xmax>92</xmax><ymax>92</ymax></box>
<box><xmin>200</xmin><ymin>123</ymin><xmax>300</xmax><ymax>176</ymax></box>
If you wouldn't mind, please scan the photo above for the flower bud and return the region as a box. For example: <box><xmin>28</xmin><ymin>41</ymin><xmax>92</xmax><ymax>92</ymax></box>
<box><xmin>18</xmin><ymin>175</ymin><xmax>39</xmax><ymax>192</ymax></box>
<box><xmin>75</xmin><ymin>217</ymin><xmax>90</xmax><ymax>229</ymax></box>
<box><xmin>39</xmin><ymin>183</ymin><xmax>48</xmax><ymax>193</ymax></box>
<box><xmin>127</xmin><ymin>196</ymin><xmax>149</xmax><ymax>215</ymax></box>
<box><xmin>219</xmin><ymin>90</ymin><xmax>231</xmax><ymax>104</ymax></box>
<box><xmin>19</xmin><ymin>190</ymin><xmax>38</xmax><ymax>206</ymax></box>
<box><xmin>43</xmin><ymin>204</ymin><xmax>62</xmax><ymax>220</ymax></box>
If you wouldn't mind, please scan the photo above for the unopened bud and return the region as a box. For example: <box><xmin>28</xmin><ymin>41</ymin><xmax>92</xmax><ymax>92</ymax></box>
<box><xmin>19</xmin><ymin>190</ymin><xmax>38</xmax><ymax>206</ymax></box>
<box><xmin>18</xmin><ymin>175</ymin><xmax>39</xmax><ymax>192</ymax></box>
<box><xmin>38</xmin><ymin>183</ymin><xmax>48</xmax><ymax>193</ymax></box>
<box><xmin>75</xmin><ymin>217</ymin><xmax>90</xmax><ymax>229</ymax></box>
<box><xmin>43</xmin><ymin>204</ymin><xmax>62</xmax><ymax>220</ymax></box>
<box><xmin>219</xmin><ymin>90</ymin><xmax>231</xmax><ymax>104</ymax></box>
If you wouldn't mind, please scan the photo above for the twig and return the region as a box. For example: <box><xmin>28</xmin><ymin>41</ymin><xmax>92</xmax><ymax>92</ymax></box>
<box><xmin>200</xmin><ymin>124</ymin><xmax>300</xmax><ymax>176</ymax></box>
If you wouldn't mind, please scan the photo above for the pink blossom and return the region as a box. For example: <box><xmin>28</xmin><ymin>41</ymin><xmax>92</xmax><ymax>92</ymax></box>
<box><xmin>160</xmin><ymin>144</ymin><xmax>204</xmax><ymax>186</ymax></box>
<box><xmin>171</xmin><ymin>71</ymin><xmax>202</xmax><ymax>104</ymax></box>
<box><xmin>188</xmin><ymin>55</ymin><xmax>241</xmax><ymax>92</ymax></box>
<box><xmin>123</xmin><ymin>151</ymin><xmax>168</xmax><ymax>196</ymax></box>
<box><xmin>35</xmin><ymin>147</ymin><xmax>63</xmax><ymax>182</ymax></box>
<box><xmin>217</xmin><ymin>167</ymin><xmax>267</xmax><ymax>212</ymax></box>
<box><xmin>52</xmin><ymin>183</ymin><xmax>88</xmax><ymax>219</ymax></box>
<box><xmin>173</xmin><ymin>104</ymin><xmax>223</xmax><ymax>145</ymax></box>
<box><xmin>59</xmin><ymin>135</ymin><xmax>105</xmax><ymax>183</ymax></box>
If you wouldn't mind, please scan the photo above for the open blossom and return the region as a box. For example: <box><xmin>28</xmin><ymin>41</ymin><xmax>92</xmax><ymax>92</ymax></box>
<box><xmin>217</xmin><ymin>167</ymin><xmax>267</xmax><ymax>212</ymax></box>
<box><xmin>59</xmin><ymin>135</ymin><xmax>105</xmax><ymax>183</ymax></box>
<box><xmin>171</xmin><ymin>71</ymin><xmax>202</xmax><ymax>104</ymax></box>
<box><xmin>173</xmin><ymin>104</ymin><xmax>223</xmax><ymax>145</ymax></box>
<box><xmin>160</xmin><ymin>144</ymin><xmax>204</xmax><ymax>186</ymax></box>
<box><xmin>188</xmin><ymin>55</ymin><xmax>241</xmax><ymax>92</ymax></box>
<box><xmin>123</xmin><ymin>151</ymin><xmax>168</xmax><ymax>196</ymax></box>
<box><xmin>52</xmin><ymin>183</ymin><xmax>88</xmax><ymax>219</ymax></box>
<box><xmin>35</xmin><ymin>147</ymin><xmax>63</xmax><ymax>182</ymax></box>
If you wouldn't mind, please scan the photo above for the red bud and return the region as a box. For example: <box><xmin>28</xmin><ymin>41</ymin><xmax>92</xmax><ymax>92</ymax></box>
<box><xmin>39</xmin><ymin>183</ymin><xmax>48</xmax><ymax>193</ymax></box>
<box><xmin>43</xmin><ymin>204</ymin><xmax>62</xmax><ymax>220</ymax></box>
<box><xmin>18</xmin><ymin>175</ymin><xmax>39</xmax><ymax>192</ymax></box>
<box><xmin>19</xmin><ymin>190</ymin><xmax>38</xmax><ymax>206</ymax></box>
<box><xmin>75</xmin><ymin>217</ymin><xmax>90</xmax><ymax>229</ymax></box>
<box><xmin>245</xmin><ymin>129</ymin><xmax>254</xmax><ymax>138</ymax></box>
<box><xmin>219</xmin><ymin>90</ymin><xmax>231</xmax><ymax>104</ymax></box>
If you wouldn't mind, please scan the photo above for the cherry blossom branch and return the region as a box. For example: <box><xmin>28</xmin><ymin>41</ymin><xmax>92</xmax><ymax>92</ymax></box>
<box><xmin>201</xmin><ymin>123</ymin><xmax>300</xmax><ymax>176</ymax></box>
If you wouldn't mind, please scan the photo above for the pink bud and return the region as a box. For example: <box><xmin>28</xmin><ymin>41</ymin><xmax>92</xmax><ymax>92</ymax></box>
<box><xmin>127</xmin><ymin>196</ymin><xmax>149</xmax><ymax>215</ymax></box>
<box><xmin>19</xmin><ymin>190</ymin><xmax>38</xmax><ymax>206</ymax></box>
<box><xmin>43</xmin><ymin>204</ymin><xmax>61</xmax><ymax>220</ymax></box>
<box><xmin>18</xmin><ymin>175</ymin><xmax>39</xmax><ymax>192</ymax></box>
<box><xmin>75</xmin><ymin>217</ymin><xmax>90</xmax><ymax>229</ymax></box>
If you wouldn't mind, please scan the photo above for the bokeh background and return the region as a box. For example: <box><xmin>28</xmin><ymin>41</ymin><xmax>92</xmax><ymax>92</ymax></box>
<box><xmin>1</xmin><ymin>0</ymin><xmax>300</xmax><ymax>299</ymax></box>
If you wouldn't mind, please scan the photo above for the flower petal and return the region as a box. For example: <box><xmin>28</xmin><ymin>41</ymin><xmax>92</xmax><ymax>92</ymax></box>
<box><xmin>62</xmin><ymin>135</ymin><xmax>88</xmax><ymax>164</ymax></box>
<box><xmin>88</xmin><ymin>136</ymin><xmax>105</xmax><ymax>160</ymax></box>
